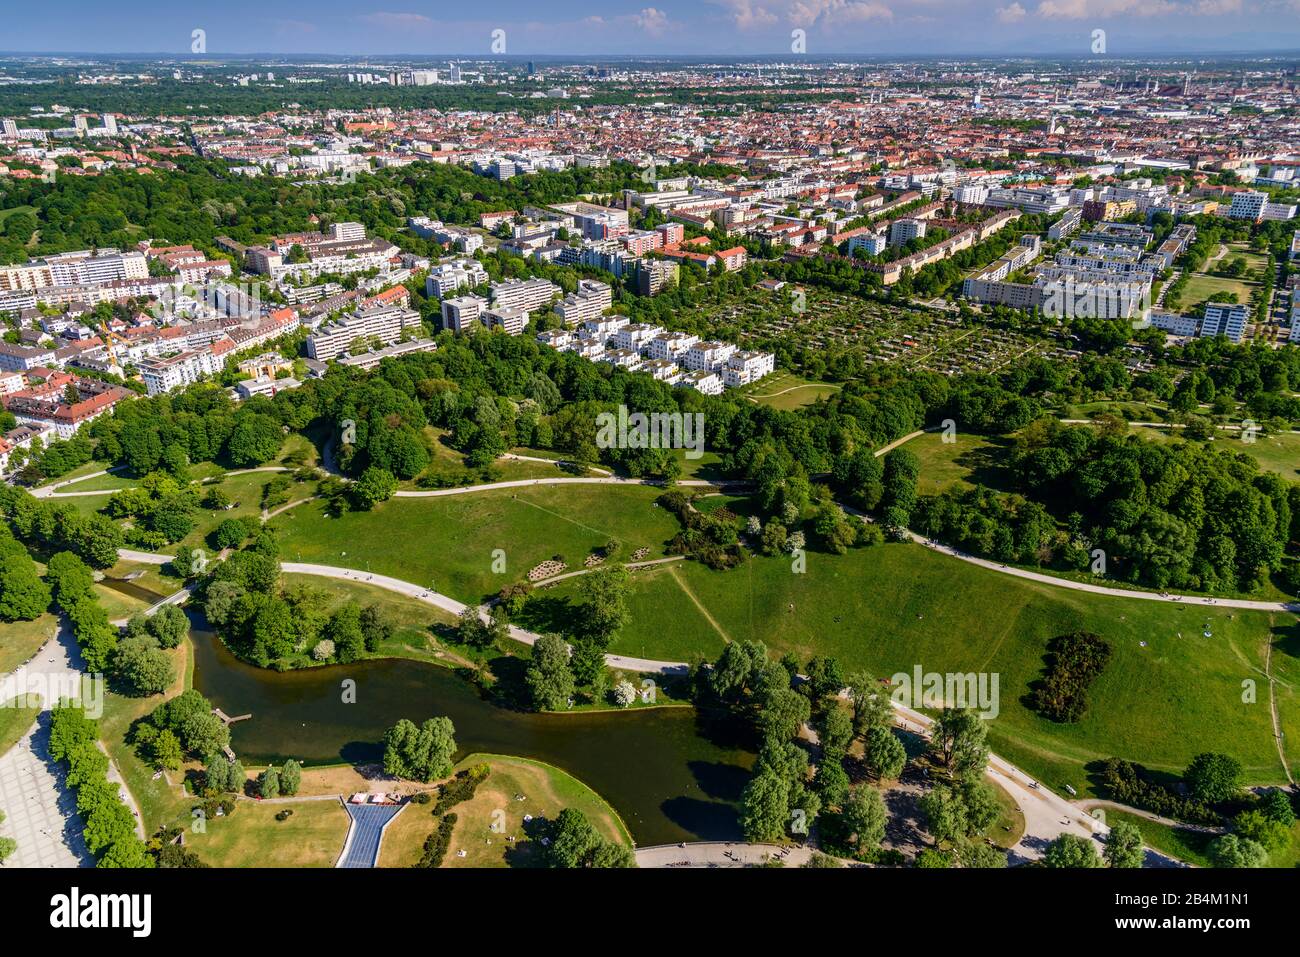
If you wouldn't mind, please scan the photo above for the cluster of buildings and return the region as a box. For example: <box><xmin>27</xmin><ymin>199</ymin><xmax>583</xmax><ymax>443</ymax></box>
<box><xmin>536</xmin><ymin>316</ymin><xmax>773</xmax><ymax>396</ymax></box>
<box><xmin>962</xmin><ymin>221</ymin><xmax>1198</xmax><ymax>320</ymax></box>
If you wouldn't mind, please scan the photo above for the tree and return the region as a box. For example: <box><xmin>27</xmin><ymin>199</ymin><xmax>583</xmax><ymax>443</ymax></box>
<box><xmin>212</xmin><ymin>518</ymin><xmax>248</xmax><ymax>550</ymax></box>
<box><xmin>1184</xmin><ymin>752</ymin><xmax>1243</xmax><ymax>804</ymax></box>
<box><xmin>0</xmin><ymin>553</ymin><xmax>52</xmax><ymax>621</ymax></box>
<box><xmin>544</xmin><ymin>807</ymin><xmax>634</xmax><ymax>868</ymax></box>
<box><xmin>846</xmin><ymin>671</ymin><xmax>892</xmax><ymax>738</ymax></box>
<box><xmin>1102</xmin><ymin>820</ymin><xmax>1144</xmax><ymax>868</ymax></box>
<box><xmin>147</xmin><ymin>604</ymin><xmax>188</xmax><ymax>649</ymax></box>
<box><xmin>112</xmin><ymin>636</ymin><xmax>176</xmax><ymax>696</ymax></box>
<box><xmin>1209</xmin><ymin>833</ymin><xmax>1268</xmax><ymax>868</ymax></box>
<box><xmin>0</xmin><ymin>836</ymin><xmax>16</xmax><ymax>864</ymax></box>
<box><xmin>76</xmin><ymin>514</ymin><xmax>126</xmax><ymax>569</ymax></box>
<box><xmin>839</xmin><ymin>785</ymin><xmax>887</xmax><ymax>853</ymax></box>
<box><xmin>576</xmin><ymin>564</ymin><xmax>629</xmax><ymax>643</ymax></box>
<box><xmin>740</xmin><ymin>769</ymin><xmax>791</xmax><ymax>843</ymax></box>
<box><xmin>350</xmin><ymin>466</ymin><xmax>397</xmax><ymax>510</ymax></box>
<box><xmin>150</xmin><ymin>730</ymin><xmax>183</xmax><ymax>771</ymax></box>
<box><xmin>1043</xmin><ymin>834</ymin><xmax>1102</xmax><ymax>868</ymax></box>
<box><xmin>325</xmin><ymin>602</ymin><xmax>366</xmax><ymax>663</ymax></box>
<box><xmin>259</xmin><ymin>767</ymin><xmax>280</xmax><ymax>799</ymax></box>
<box><xmin>930</xmin><ymin>708</ymin><xmax>989</xmax><ymax>781</ymax></box>
<box><xmin>382</xmin><ymin>716</ymin><xmax>457</xmax><ymax>782</ymax></box>
<box><xmin>279</xmin><ymin>759</ymin><xmax>302</xmax><ymax>797</ymax></box>
<box><xmin>526</xmin><ymin>634</ymin><xmax>575</xmax><ymax>711</ymax></box>
<box><xmin>919</xmin><ymin>785</ymin><xmax>967</xmax><ymax>846</ymax></box>
<box><xmin>226</xmin><ymin>413</ymin><xmax>283</xmax><ymax>466</ymax></box>
<box><xmin>865</xmin><ymin>730</ymin><xmax>907</xmax><ymax>780</ymax></box>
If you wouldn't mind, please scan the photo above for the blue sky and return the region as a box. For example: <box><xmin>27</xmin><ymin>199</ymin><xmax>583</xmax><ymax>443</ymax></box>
<box><xmin>1</xmin><ymin>1</ymin><xmax>1297</xmax><ymax>56</ymax></box>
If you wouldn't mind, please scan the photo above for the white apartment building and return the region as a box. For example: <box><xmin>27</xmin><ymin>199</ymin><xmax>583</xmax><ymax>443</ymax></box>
<box><xmin>484</xmin><ymin>305</ymin><xmax>530</xmax><ymax>336</ymax></box>
<box><xmin>441</xmin><ymin>295</ymin><xmax>489</xmax><ymax>333</ymax></box>
<box><xmin>490</xmin><ymin>277</ymin><xmax>561</xmax><ymax>313</ymax></box>
<box><xmin>425</xmin><ymin>259</ymin><xmax>488</xmax><ymax>299</ymax></box>
<box><xmin>641</xmin><ymin>358</ymin><xmax>682</xmax><ymax>382</ymax></box>
<box><xmin>1149</xmin><ymin>312</ymin><xmax>1200</xmax><ymax>337</ymax></box>
<box><xmin>847</xmin><ymin>233</ymin><xmax>887</xmax><ymax>256</ymax></box>
<box><xmin>602</xmin><ymin>348</ymin><xmax>643</xmax><ymax>371</ymax></box>
<box><xmin>138</xmin><ymin>348</ymin><xmax>226</xmax><ymax>396</ymax></box>
<box><xmin>306</xmin><ymin>305</ymin><xmax>421</xmax><ymax>361</ymax></box>
<box><xmin>612</xmin><ymin>323</ymin><xmax>665</xmax><ymax>352</ymax></box>
<box><xmin>677</xmin><ymin>369</ymin><xmax>724</xmax><ymax>396</ymax></box>
<box><xmin>645</xmin><ymin>332</ymin><xmax>699</xmax><ymax>361</ymax></box>
<box><xmin>888</xmin><ymin>219</ymin><xmax>926</xmax><ymax>247</ymax></box>
<box><xmin>579</xmin><ymin>315</ymin><xmax>631</xmax><ymax>342</ymax></box>
<box><xmin>536</xmin><ymin>329</ymin><xmax>574</xmax><ymax>350</ymax></box>
<box><xmin>723</xmin><ymin>351</ymin><xmax>776</xmax><ymax>387</ymax></box>
<box><xmin>553</xmin><ymin>279</ymin><xmax>612</xmax><ymax>326</ymax></box>
<box><xmin>1201</xmin><ymin>303</ymin><xmax>1249</xmax><ymax>343</ymax></box>
<box><xmin>568</xmin><ymin>337</ymin><xmax>606</xmax><ymax>359</ymax></box>
<box><xmin>684</xmin><ymin>341</ymin><xmax>737</xmax><ymax>372</ymax></box>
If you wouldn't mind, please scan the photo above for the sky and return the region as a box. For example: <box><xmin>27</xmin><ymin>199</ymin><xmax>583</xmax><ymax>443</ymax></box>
<box><xmin>1</xmin><ymin>0</ymin><xmax>1298</xmax><ymax>57</ymax></box>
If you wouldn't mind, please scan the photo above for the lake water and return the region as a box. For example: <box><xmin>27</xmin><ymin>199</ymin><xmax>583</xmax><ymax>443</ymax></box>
<box><xmin>187</xmin><ymin>614</ymin><xmax>752</xmax><ymax>845</ymax></box>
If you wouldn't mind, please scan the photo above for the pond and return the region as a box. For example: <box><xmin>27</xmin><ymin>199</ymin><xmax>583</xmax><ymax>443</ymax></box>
<box><xmin>188</xmin><ymin>614</ymin><xmax>752</xmax><ymax>846</ymax></box>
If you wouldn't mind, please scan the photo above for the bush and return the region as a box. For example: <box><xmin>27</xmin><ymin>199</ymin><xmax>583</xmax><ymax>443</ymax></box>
<box><xmin>433</xmin><ymin>764</ymin><xmax>490</xmax><ymax>815</ymax></box>
<box><xmin>1031</xmin><ymin>632</ymin><xmax>1112</xmax><ymax>723</ymax></box>
<box><xmin>415</xmin><ymin>813</ymin><xmax>458</xmax><ymax>868</ymax></box>
<box><xmin>1098</xmin><ymin>757</ymin><xmax>1219</xmax><ymax>826</ymax></box>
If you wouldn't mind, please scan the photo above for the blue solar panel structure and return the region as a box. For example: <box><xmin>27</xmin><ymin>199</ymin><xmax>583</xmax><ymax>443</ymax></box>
<box><xmin>338</xmin><ymin>802</ymin><xmax>405</xmax><ymax>868</ymax></box>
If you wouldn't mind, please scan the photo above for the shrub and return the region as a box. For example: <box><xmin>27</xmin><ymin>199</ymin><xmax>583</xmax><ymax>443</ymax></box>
<box><xmin>1031</xmin><ymin>631</ymin><xmax>1112</xmax><ymax>723</ymax></box>
<box><xmin>415</xmin><ymin>813</ymin><xmax>458</xmax><ymax>868</ymax></box>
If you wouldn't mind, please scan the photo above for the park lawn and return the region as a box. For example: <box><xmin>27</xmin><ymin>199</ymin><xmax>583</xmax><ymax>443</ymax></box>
<box><xmin>184</xmin><ymin>798</ymin><xmax>351</xmax><ymax>867</ymax></box>
<box><xmin>907</xmin><ymin>430</ymin><xmax>1013</xmax><ymax>496</ymax></box>
<box><xmin>379</xmin><ymin>753</ymin><xmax>631</xmax><ymax>868</ymax></box>
<box><xmin>0</xmin><ymin>614</ymin><xmax>58</xmax><ymax>676</ymax></box>
<box><xmin>176</xmin><ymin>468</ymin><xmax>313</xmax><ymax>551</ymax></box>
<box><xmin>1180</xmin><ymin>272</ymin><xmax>1257</xmax><ymax>308</ymax></box>
<box><xmin>1102</xmin><ymin>810</ymin><xmax>1216</xmax><ymax>867</ymax></box>
<box><xmin>51</xmin><ymin>469</ymin><xmax>138</xmax><ymax>493</ymax></box>
<box><xmin>92</xmin><ymin>581</ymin><xmax>153</xmax><ymax>624</ymax></box>
<box><xmin>668</xmin><ymin>448</ymin><xmax>728</xmax><ymax>481</ymax></box>
<box><xmin>97</xmin><ymin>640</ymin><xmax>194</xmax><ymax>835</ymax></box>
<box><xmin>0</xmin><ymin>694</ymin><xmax>42</xmax><ymax>759</ymax></box>
<box><xmin>744</xmin><ymin>372</ymin><xmax>842</xmax><ymax>411</ymax></box>
<box><xmin>986</xmin><ymin>779</ymin><xmax>1026</xmax><ymax>849</ymax></box>
<box><xmin>269</xmin><ymin>483</ymin><xmax>682</xmax><ymax>605</ymax></box>
<box><xmin>582</xmin><ymin>542</ymin><xmax>1295</xmax><ymax>794</ymax></box>
<box><xmin>0</xmin><ymin>205</ymin><xmax>36</xmax><ymax>226</ymax></box>
<box><xmin>1210</xmin><ymin>431</ymin><xmax>1300</xmax><ymax>480</ymax></box>
<box><xmin>277</xmin><ymin>573</ymin><xmax>466</xmax><ymax>666</ymax></box>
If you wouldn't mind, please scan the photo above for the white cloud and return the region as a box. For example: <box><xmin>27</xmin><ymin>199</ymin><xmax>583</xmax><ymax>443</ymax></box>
<box><xmin>1033</xmin><ymin>0</ymin><xmax>1242</xmax><ymax>18</ymax></box>
<box><xmin>997</xmin><ymin>1</ymin><xmax>1028</xmax><ymax>19</ymax></box>
<box><xmin>633</xmin><ymin>7</ymin><xmax>672</xmax><ymax>35</ymax></box>
<box><xmin>359</xmin><ymin>12</ymin><xmax>433</xmax><ymax>29</ymax></box>
<box><xmin>712</xmin><ymin>0</ymin><xmax>782</xmax><ymax>29</ymax></box>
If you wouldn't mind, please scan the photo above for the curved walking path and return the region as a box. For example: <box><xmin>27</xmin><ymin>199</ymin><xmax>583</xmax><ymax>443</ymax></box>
<box><xmin>1074</xmin><ymin>799</ymin><xmax>1225</xmax><ymax>835</ymax></box>
<box><xmin>635</xmin><ymin>841</ymin><xmax>815</xmax><ymax>868</ymax></box>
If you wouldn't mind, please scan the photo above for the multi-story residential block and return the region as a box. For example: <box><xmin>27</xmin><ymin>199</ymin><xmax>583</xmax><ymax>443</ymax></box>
<box><xmin>490</xmin><ymin>277</ymin><xmax>561</xmax><ymax>313</ymax></box>
<box><xmin>579</xmin><ymin>315</ymin><xmax>631</xmax><ymax>342</ymax></box>
<box><xmin>425</xmin><ymin>259</ymin><xmax>488</xmax><ymax>299</ymax></box>
<box><xmin>723</xmin><ymin>351</ymin><xmax>776</xmax><ymax>387</ymax></box>
<box><xmin>612</xmin><ymin>323</ymin><xmax>665</xmax><ymax>352</ymax></box>
<box><xmin>138</xmin><ymin>345</ymin><xmax>230</xmax><ymax>396</ymax></box>
<box><xmin>641</xmin><ymin>358</ymin><xmax>682</xmax><ymax>382</ymax></box>
<box><xmin>1200</xmin><ymin>303</ymin><xmax>1249</xmax><ymax>342</ymax></box>
<box><xmin>2</xmin><ymin>373</ymin><xmax>132</xmax><ymax>439</ymax></box>
<box><xmin>553</xmin><ymin>279</ymin><xmax>612</xmax><ymax>326</ymax></box>
<box><xmin>601</xmin><ymin>348</ymin><xmax>643</xmax><ymax>371</ymax></box>
<box><xmin>306</xmin><ymin>305</ymin><xmax>422</xmax><ymax>361</ymax></box>
<box><xmin>677</xmin><ymin>369</ymin><xmax>723</xmax><ymax>396</ymax></box>
<box><xmin>645</xmin><ymin>332</ymin><xmax>699</xmax><ymax>361</ymax></box>
<box><xmin>847</xmin><ymin>232</ymin><xmax>887</xmax><ymax>256</ymax></box>
<box><xmin>535</xmin><ymin>329</ymin><xmax>574</xmax><ymax>350</ymax></box>
<box><xmin>684</xmin><ymin>341</ymin><xmax>737</xmax><ymax>372</ymax></box>
<box><xmin>635</xmin><ymin>259</ymin><xmax>679</xmax><ymax>296</ymax></box>
<box><xmin>441</xmin><ymin>294</ymin><xmax>489</xmax><ymax>333</ymax></box>
<box><xmin>484</xmin><ymin>305</ymin><xmax>530</xmax><ymax>336</ymax></box>
<box><xmin>888</xmin><ymin>219</ymin><xmax>926</xmax><ymax>247</ymax></box>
